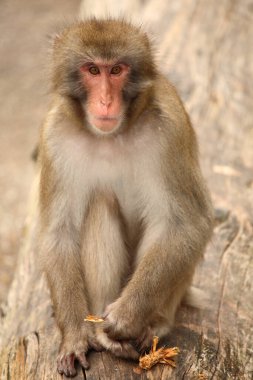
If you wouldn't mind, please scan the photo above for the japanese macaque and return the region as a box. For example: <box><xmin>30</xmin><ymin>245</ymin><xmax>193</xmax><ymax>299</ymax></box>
<box><xmin>38</xmin><ymin>19</ymin><xmax>213</xmax><ymax>377</ymax></box>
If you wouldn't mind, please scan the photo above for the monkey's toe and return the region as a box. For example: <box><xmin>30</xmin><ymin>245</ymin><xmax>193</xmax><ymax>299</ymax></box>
<box><xmin>76</xmin><ymin>352</ymin><xmax>90</xmax><ymax>369</ymax></box>
<box><xmin>57</xmin><ymin>351</ymin><xmax>89</xmax><ymax>377</ymax></box>
<box><xmin>57</xmin><ymin>352</ymin><xmax>77</xmax><ymax>377</ymax></box>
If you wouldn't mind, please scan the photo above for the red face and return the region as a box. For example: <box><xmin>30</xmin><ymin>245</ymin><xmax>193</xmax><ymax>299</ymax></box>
<box><xmin>80</xmin><ymin>61</ymin><xmax>130</xmax><ymax>134</ymax></box>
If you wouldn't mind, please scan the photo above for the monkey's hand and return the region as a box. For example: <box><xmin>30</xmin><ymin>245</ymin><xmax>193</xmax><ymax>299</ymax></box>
<box><xmin>57</xmin><ymin>327</ymin><xmax>102</xmax><ymax>377</ymax></box>
<box><xmin>103</xmin><ymin>299</ymin><xmax>153</xmax><ymax>352</ymax></box>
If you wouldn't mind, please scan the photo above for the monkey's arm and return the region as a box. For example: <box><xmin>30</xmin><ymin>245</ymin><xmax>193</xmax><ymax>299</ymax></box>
<box><xmin>38</xmin><ymin>131</ymin><xmax>100</xmax><ymax>376</ymax></box>
<box><xmin>104</xmin><ymin>205</ymin><xmax>212</xmax><ymax>342</ymax></box>
<box><xmin>104</xmin><ymin>89</ymin><xmax>213</xmax><ymax>342</ymax></box>
<box><xmin>39</xmin><ymin>191</ymin><xmax>93</xmax><ymax>375</ymax></box>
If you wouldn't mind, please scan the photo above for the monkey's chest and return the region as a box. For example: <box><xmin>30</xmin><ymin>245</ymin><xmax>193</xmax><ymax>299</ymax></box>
<box><xmin>64</xmin><ymin>131</ymin><xmax>165</xmax><ymax>229</ymax></box>
<box><xmin>89</xmin><ymin>159</ymin><xmax>141</xmax><ymax>223</ymax></box>
<box><xmin>85</xmin><ymin>153</ymin><xmax>162</xmax><ymax>232</ymax></box>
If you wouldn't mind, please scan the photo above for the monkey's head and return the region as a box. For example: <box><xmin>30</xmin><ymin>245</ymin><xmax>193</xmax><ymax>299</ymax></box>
<box><xmin>52</xmin><ymin>19</ymin><xmax>157</xmax><ymax>135</ymax></box>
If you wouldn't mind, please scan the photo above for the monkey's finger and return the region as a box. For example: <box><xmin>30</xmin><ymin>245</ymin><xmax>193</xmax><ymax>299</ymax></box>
<box><xmin>121</xmin><ymin>342</ymin><xmax>140</xmax><ymax>360</ymax></box>
<box><xmin>102</xmin><ymin>307</ymin><xmax>111</xmax><ymax>319</ymax></box>
<box><xmin>102</xmin><ymin>301</ymin><xmax>116</xmax><ymax>319</ymax></box>
<box><xmin>136</xmin><ymin>327</ymin><xmax>153</xmax><ymax>351</ymax></box>
<box><xmin>103</xmin><ymin>325</ymin><xmax>119</xmax><ymax>340</ymax></box>
<box><xmin>103</xmin><ymin>323</ymin><xmax>127</xmax><ymax>341</ymax></box>
<box><xmin>110</xmin><ymin>341</ymin><xmax>139</xmax><ymax>360</ymax></box>
<box><xmin>77</xmin><ymin>352</ymin><xmax>90</xmax><ymax>370</ymax></box>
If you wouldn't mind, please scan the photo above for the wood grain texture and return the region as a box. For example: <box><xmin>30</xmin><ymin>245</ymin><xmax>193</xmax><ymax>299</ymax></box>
<box><xmin>0</xmin><ymin>0</ymin><xmax>252</xmax><ymax>379</ymax></box>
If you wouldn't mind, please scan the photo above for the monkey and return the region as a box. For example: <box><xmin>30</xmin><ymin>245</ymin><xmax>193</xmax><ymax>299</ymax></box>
<box><xmin>38</xmin><ymin>19</ymin><xmax>213</xmax><ymax>377</ymax></box>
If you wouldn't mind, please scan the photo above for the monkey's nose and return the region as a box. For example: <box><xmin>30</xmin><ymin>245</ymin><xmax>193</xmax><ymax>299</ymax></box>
<box><xmin>100</xmin><ymin>97</ymin><xmax>112</xmax><ymax>107</ymax></box>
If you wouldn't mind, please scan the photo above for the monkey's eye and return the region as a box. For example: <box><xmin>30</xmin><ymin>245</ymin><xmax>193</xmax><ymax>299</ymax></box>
<box><xmin>89</xmin><ymin>66</ymin><xmax>100</xmax><ymax>75</ymax></box>
<box><xmin>110</xmin><ymin>65</ymin><xmax>122</xmax><ymax>75</ymax></box>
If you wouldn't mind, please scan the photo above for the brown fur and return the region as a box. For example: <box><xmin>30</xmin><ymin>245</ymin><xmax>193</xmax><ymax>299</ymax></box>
<box><xmin>38</xmin><ymin>19</ymin><xmax>213</xmax><ymax>377</ymax></box>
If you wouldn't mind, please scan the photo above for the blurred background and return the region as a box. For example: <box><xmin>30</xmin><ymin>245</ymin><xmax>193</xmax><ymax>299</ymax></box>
<box><xmin>0</xmin><ymin>0</ymin><xmax>81</xmax><ymax>302</ymax></box>
<box><xmin>0</xmin><ymin>0</ymin><xmax>252</xmax><ymax>303</ymax></box>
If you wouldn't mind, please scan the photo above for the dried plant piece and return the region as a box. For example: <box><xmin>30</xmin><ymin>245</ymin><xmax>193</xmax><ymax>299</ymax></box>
<box><xmin>138</xmin><ymin>336</ymin><xmax>179</xmax><ymax>370</ymax></box>
<box><xmin>133</xmin><ymin>366</ymin><xmax>143</xmax><ymax>375</ymax></box>
<box><xmin>84</xmin><ymin>314</ymin><xmax>104</xmax><ymax>323</ymax></box>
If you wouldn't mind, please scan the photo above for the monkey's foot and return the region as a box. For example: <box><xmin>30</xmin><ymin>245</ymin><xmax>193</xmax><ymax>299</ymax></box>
<box><xmin>57</xmin><ymin>351</ymin><xmax>89</xmax><ymax>377</ymax></box>
<box><xmin>103</xmin><ymin>300</ymin><xmax>144</xmax><ymax>341</ymax></box>
<box><xmin>57</xmin><ymin>336</ymin><xmax>103</xmax><ymax>377</ymax></box>
<box><xmin>96</xmin><ymin>330</ymin><xmax>139</xmax><ymax>360</ymax></box>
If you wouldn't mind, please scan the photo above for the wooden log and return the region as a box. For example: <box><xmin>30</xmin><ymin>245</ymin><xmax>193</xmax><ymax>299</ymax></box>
<box><xmin>0</xmin><ymin>208</ymin><xmax>252</xmax><ymax>379</ymax></box>
<box><xmin>1</xmin><ymin>0</ymin><xmax>253</xmax><ymax>379</ymax></box>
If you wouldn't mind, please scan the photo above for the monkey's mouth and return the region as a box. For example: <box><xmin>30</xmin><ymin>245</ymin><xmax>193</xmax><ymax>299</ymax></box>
<box><xmin>89</xmin><ymin>115</ymin><xmax>121</xmax><ymax>133</ymax></box>
<box><xmin>95</xmin><ymin>115</ymin><xmax>120</xmax><ymax>121</ymax></box>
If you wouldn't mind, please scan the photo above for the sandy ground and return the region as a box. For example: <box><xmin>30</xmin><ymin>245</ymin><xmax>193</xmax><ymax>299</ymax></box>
<box><xmin>0</xmin><ymin>0</ymin><xmax>80</xmax><ymax>302</ymax></box>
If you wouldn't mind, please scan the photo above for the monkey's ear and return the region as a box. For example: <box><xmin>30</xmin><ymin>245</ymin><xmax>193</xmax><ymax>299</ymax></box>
<box><xmin>51</xmin><ymin>33</ymin><xmax>62</xmax><ymax>46</ymax></box>
<box><xmin>46</xmin><ymin>33</ymin><xmax>62</xmax><ymax>47</ymax></box>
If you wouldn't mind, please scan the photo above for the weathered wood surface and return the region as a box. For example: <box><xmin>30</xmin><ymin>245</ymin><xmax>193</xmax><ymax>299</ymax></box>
<box><xmin>0</xmin><ymin>0</ymin><xmax>253</xmax><ymax>379</ymax></box>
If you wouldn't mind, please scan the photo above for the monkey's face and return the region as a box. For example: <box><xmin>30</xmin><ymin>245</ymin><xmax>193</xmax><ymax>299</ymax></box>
<box><xmin>80</xmin><ymin>61</ymin><xmax>130</xmax><ymax>135</ymax></box>
<box><xmin>52</xmin><ymin>20</ymin><xmax>157</xmax><ymax>136</ymax></box>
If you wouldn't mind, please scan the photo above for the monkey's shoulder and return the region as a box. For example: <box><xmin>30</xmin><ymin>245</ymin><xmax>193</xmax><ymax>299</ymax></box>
<box><xmin>151</xmin><ymin>74</ymin><xmax>197</xmax><ymax>150</ymax></box>
<box><xmin>153</xmin><ymin>75</ymin><xmax>190</xmax><ymax>125</ymax></box>
<box><xmin>40</xmin><ymin>98</ymin><xmax>83</xmax><ymax>148</ymax></box>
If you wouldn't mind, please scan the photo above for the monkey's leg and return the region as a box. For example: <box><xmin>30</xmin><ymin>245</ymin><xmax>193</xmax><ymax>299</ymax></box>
<box><xmin>136</xmin><ymin>275</ymin><xmax>193</xmax><ymax>350</ymax></box>
<box><xmin>42</xmin><ymin>234</ymin><xmax>101</xmax><ymax>377</ymax></box>
<box><xmin>81</xmin><ymin>192</ymin><xmax>139</xmax><ymax>360</ymax></box>
<box><xmin>103</xmin><ymin>231</ymin><xmax>202</xmax><ymax>348</ymax></box>
<box><xmin>108</xmin><ymin>274</ymin><xmax>194</xmax><ymax>353</ymax></box>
